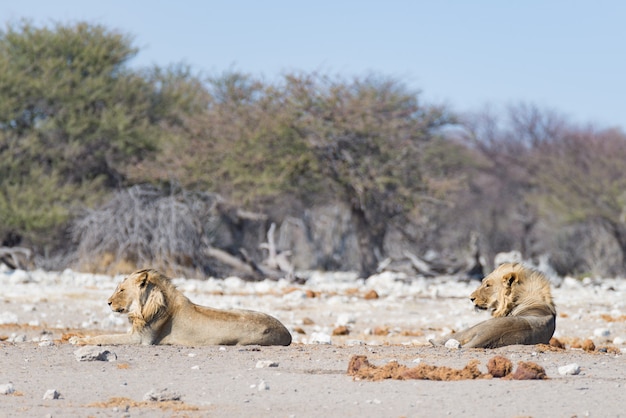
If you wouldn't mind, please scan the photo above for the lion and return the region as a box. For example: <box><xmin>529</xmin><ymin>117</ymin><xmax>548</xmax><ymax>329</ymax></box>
<box><xmin>71</xmin><ymin>269</ymin><xmax>292</xmax><ymax>346</ymax></box>
<box><xmin>430</xmin><ymin>263</ymin><xmax>556</xmax><ymax>349</ymax></box>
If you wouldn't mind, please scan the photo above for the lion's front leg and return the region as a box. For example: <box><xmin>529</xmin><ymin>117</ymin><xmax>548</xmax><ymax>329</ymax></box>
<box><xmin>429</xmin><ymin>325</ymin><xmax>482</xmax><ymax>347</ymax></box>
<box><xmin>70</xmin><ymin>332</ymin><xmax>142</xmax><ymax>346</ymax></box>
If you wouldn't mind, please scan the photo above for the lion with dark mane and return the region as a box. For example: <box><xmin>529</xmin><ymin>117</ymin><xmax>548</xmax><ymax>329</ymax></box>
<box><xmin>431</xmin><ymin>263</ymin><xmax>556</xmax><ymax>349</ymax></box>
<box><xmin>72</xmin><ymin>269</ymin><xmax>292</xmax><ymax>346</ymax></box>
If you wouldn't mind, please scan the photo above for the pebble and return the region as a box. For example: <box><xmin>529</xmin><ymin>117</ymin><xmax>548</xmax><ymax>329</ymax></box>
<box><xmin>257</xmin><ymin>380</ymin><xmax>270</xmax><ymax>391</ymax></box>
<box><xmin>444</xmin><ymin>339</ymin><xmax>461</xmax><ymax>349</ymax></box>
<box><xmin>0</xmin><ymin>312</ymin><xmax>19</xmax><ymax>325</ymax></box>
<box><xmin>38</xmin><ymin>340</ymin><xmax>55</xmax><ymax>347</ymax></box>
<box><xmin>593</xmin><ymin>328</ymin><xmax>611</xmax><ymax>337</ymax></box>
<box><xmin>256</xmin><ymin>360</ymin><xmax>279</xmax><ymax>368</ymax></box>
<box><xmin>336</xmin><ymin>313</ymin><xmax>356</xmax><ymax>326</ymax></box>
<box><xmin>42</xmin><ymin>389</ymin><xmax>61</xmax><ymax>400</ymax></box>
<box><xmin>309</xmin><ymin>332</ymin><xmax>332</xmax><ymax>344</ymax></box>
<box><xmin>558</xmin><ymin>363</ymin><xmax>581</xmax><ymax>376</ymax></box>
<box><xmin>613</xmin><ymin>337</ymin><xmax>624</xmax><ymax>345</ymax></box>
<box><xmin>74</xmin><ymin>347</ymin><xmax>117</xmax><ymax>362</ymax></box>
<box><xmin>143</xmin><ymin>388</ymin><xmax>181</xmax><ymax>402</ymax></box>
<box><xmin>9</xmin><ymin>334</ymin><xmax>27</xmax><ymax>343</ymax></box>
<box><xmin>0</xmin><ymin>383</ymin><xmax>15</xmax><ymax>395</ymax></box>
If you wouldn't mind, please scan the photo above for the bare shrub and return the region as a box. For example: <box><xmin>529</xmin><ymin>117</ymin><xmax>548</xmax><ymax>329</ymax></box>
<box><xmin>71</xmin><ymin>184</ymin><xmax>221</xmax><ymax>276</ymax></box>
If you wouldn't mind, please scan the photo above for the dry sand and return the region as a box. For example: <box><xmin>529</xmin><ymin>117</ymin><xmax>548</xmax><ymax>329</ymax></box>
<box><xmin>1</xmin><ymin>268</ymin><xmax>624</xmax><ymax>417</ymax></box>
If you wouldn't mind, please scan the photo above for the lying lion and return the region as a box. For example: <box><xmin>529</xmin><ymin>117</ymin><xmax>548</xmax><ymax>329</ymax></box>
<box><xmin>71</xmin><ymin>269</ymin><xmax>292</xmax><ymax>346</ymax></box>
<box><xmin>430</xmin><ymin>263</ymin><xmax>556</xmax><ymax>349</ymax></box>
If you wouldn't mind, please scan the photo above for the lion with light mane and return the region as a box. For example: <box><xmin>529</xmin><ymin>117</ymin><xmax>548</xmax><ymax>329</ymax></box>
<box><xmin>430</xmin><ymin>263</ymin><xmax>556</xmax><ymax>348</ymax></box>
<box><xmin>72</xmin><ymin>269</ymin><xmax>292</xmax><ymax>346</ymax></box>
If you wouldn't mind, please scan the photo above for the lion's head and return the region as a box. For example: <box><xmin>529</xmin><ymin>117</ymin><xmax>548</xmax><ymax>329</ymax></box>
<box><xmin>470</xmin><ymin>263</ymin><xmax>527</xmax><ymax>318</ymax></box>
<box><xmin>108</xmin><ymin>269</ymin><xmax>167</xmax><ymax>329</ymax></box>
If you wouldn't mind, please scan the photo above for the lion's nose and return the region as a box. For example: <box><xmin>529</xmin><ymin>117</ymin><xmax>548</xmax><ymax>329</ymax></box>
<box><xmin>470</xmin><ymin>297</ymin><xmax>476</xmax><ymax>302</ymax></box>
<box><xmin>107</xmin><ymin>300</ymin><xmax>112</xmax><ymax>306</ymax></box>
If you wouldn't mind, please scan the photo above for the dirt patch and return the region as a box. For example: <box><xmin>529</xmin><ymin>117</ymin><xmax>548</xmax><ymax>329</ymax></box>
<box><xmin>347</xmin><ymin>354</ymin><xmax>548</xmax><ymax>381</ymax></box>
<box><xmin>86</xmin><ymin>396</ymin><xmax>200</xmax><ymax>412</ymax></box>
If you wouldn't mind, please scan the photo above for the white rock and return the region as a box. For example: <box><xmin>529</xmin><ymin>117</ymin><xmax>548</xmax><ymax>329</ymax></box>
<box><xmin>558</xmin><ymin>363</ymin><xmax>581</xmax><ymax>376</ymax></box>
<box><xmin>38</xmin><ymin>340</ymin><xmax>55</xmax><ymax>347</ymax></box>
<box><xmin>309</xmin><ymin>332</ymin><xmax>332</xmax><ymax>345</ymax></box>
<box><xmin>594</xmin><ymin>328</ymin><xmax>611</xmax><ymax>337</ymax></box>
<box><xmin>0</xmin><ymin>383</ymin><xmax>15</xmax><ymax>395</ymax></box>
<box><xmin>444</xmin><ymin>339</ymin><xmax>461</xmax><ymax>349</ymax></box>
<box><xmin>0</xmin><ymin>312</ymin><xmax>18</xmax><ymax>325</ymax></box>
<box><xmin>613</xmin><ymin>336</ymin><xmax>625</xmax><ymax>345</ymax></box>
<box><xmin>256</xmin><ymin>360</ymin><xmax>279</xmax><ymax>368</ymax></box>
<box><xmin>336</xmin><ymin>313</ymin><xmax>356</xmax><ymax>326</ymax></box>
<box><xmin>257</xmin><ymin>380</ymin><xmax>270</xmax><ymax>391</ymax></box>
<box><xmin>143</xmin><ymin>388</ymin><xmax>181</xmax><ymax>402</ymax></box>
<box><xmin>9</xmin><ymin>334</ymin><xmax>26</xmax><ymax>343</ymax></box>
<box><xmin>8</xmin><ymin>269</ymin><xmax>32</xmax><ymax>284</ymax></box>
<box><xmin>412</xmin><ymin>358</ymin><xmax>422</xmax><ymax>364</ymax></box>
<box><xmin>74</xmin><ymin>347</ymin><xmax>117</xmax><ymax>362</ymax></box>
<box><xmin>42</xmin><ymin>389</ymin><xmax>61</xmax><ymax>400</ymax></box>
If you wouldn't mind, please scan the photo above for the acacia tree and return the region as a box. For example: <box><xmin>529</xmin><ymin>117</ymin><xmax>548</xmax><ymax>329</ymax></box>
<box><xmin>456</xmin><ymin>104</ymin><xmax>567</xmax><ymax>264</ymax></box>
<box><xmin>0</xmin><ymin>21</ymin><xmax>199</xmax><ymax>248</ymax></box>
<box><xmin>285</xmin><ymin>74</ymin><xmax>457</xmax><ymax>277</ymax></box>
<box><xmin>532</xmin><ymin>126</ymin><xmax>626</xmax><ymax>271</ymax></box>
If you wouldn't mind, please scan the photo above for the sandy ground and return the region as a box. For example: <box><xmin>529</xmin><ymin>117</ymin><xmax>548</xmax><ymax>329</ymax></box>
<box><xmin>1</xmin><ymin>268</ymin><xmax>625</xmax><ymax>417</ymax></box>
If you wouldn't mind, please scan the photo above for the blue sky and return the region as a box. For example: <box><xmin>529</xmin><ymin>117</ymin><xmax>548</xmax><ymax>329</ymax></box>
<box><xmin>2</xmin><ymin>1</ymin><xmax>625</xmax><ymax>130</ymax></box>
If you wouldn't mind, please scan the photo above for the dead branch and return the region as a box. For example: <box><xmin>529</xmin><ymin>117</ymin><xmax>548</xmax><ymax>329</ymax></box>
<box><xmin>0</xmin><ymin>246</ymin><xmax>32</xmax><ymax>270</ymax></box>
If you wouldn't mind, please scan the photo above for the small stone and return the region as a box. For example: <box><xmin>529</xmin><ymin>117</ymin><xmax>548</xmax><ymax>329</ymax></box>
<box><xmin>444</xmin><ymin>339</ymin><xmax>461</xmax><ymax>349</ymax></box>
<box><xmin>42</xmin><ymin>389</ymin><xmax>61</xmax><ymax>400</ymax></box>
<box><xmin>256</xmin><ymin>360</ymin><xmax>279</xmax><ymax>368</ymax></box>
<box><xmin>38</xmin><ymin>340</ymin><xmax>55</xmax><ymax>347</ymax></box>
<box><xmin>257</xmin><ymin>380</ymin><xmax>270</xmax><ymax>391</ymax></box>
<box><xmin>74</xmin><ymin>346</ymin><xmax>117</xmax><ymax>362</ymax></box>
<box><xmin>9</xmin><ymin>334</ymin><xmax>27</xmax><ymax>343</ymax></box>
<box><xmin>363</xmin><ymin>290</ymin><xmax>379</xmax><ymax>300</ymax></box>
<box><xmin>0</xmin><ymin>312</ymin><xmax>18</xmax><ymax>325</ymax></box>
<box><xmin>594</xmin><ymin>328</ymin><xmax>611</xmax><ymax>338</ymax></box>
<box><xmin>558</xmin><ymin>363</ymin><xmax>581</xmax><ymax>376</ymax></box>
<box><xmin>143</xmin><ymin>388</ymin><xmax>181</xmax><ymax>402</ymax></box>
<box><xmin>309</xmin><ymin>332</ymin><xmax>332</xmax><ymax>344</ymax></box>
<box><xmin>332</xmin><ymin>326</ymin><xmax>350</xmax><ymax>336</ymax></box>
<box><xmin>0</xmin><ymin>383</ymin><xmax>15</xmax><ymax>395</ymax></box>
<box><xmin>613</xmin><ymin>337</ymin><xmax>625</xmax><ymax>345</ymax></box>
<box><xmin>336</xmin><ymin>313</ymin><xmax>356</xmax><ymax>326</ymax></box>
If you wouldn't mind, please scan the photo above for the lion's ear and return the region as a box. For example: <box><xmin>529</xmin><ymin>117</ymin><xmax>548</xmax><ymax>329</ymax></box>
<box><xmin>502</xmin><ymin>272</ymin><xmax>519</xmax><ymax>287</ymax></box>
<box><xmin>134</xmin><ymin>271</ymin><xmax>149</xmax><ymax>289</ymax></box>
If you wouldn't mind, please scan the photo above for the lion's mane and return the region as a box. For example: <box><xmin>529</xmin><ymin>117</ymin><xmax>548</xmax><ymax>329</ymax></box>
<box><xmin>431</xmin><ymin>263</ymin><xmax>556</xmax><ymax>349</ymax></box>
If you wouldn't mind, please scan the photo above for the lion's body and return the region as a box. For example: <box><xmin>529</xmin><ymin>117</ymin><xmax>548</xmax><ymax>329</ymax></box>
<box><xmin>73</xmin><ymin>269</ymin><xmax>292</xmax><ymax>346</ymax></box>
<box><xmin>431</xmin><ymin>263</ymin><xmax>556</xmax><ymax>349</ymax></box>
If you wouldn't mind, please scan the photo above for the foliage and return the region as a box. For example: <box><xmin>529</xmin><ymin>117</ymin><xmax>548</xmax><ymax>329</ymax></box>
<box><xmin>0</xmin><ymin>21</ymin><xmax>202</xmax><ymax>247</ymax></box>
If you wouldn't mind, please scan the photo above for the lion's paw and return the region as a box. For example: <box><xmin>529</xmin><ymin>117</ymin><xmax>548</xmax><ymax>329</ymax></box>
<box><xmin>69</xmin><ymin>336</ymin><xmax>87</xmax><ymax>345</ymax></box>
